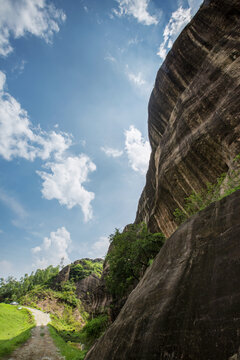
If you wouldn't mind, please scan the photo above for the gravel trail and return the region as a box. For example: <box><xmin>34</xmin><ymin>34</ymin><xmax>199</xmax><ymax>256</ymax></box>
<box><xmin>8</xmin><ymin>307</ymin><xmax>64</xmax><ymax>360</ymax></box>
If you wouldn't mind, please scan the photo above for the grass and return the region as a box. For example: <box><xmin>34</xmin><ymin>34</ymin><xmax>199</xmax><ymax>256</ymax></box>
<box><xmin>174</xmin><ymin>159</ymin><xmax>240</xmax><ymax>225</ymax></box>
<box><xmin>48</xmin><ymin>324</ymin><xmax>87</xmax><ymax>360</ymax></box>
<box><xmin>0</xmin><ymin>303</ymin><xmax>35</xmax><ymax>358</ymax></box>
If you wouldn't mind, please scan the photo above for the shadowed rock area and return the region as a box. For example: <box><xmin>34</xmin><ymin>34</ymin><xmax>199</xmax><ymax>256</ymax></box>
<box><xmin>85</xmin><ymin>190</ymin><xmax>240</xmax><ymax>360</ymax></box>
<box><xmin>136</xmin><ymin>0</ymin><xmax>240</xmax><ymax>237</ymax></box>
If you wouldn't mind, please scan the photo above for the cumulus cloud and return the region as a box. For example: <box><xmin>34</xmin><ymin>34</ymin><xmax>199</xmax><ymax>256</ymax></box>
<box><xmin>0</xmin><ymin>71</ymin><xmax>72</xmax><ymax>161</ymax></box>
<box><xmin>125</xmin><ymin>125</ymin><xmax>151</xmax><ymax>175</ymax></box>
<box><xmin>101</xmin><ymin>146</ymin><xmax>123</xmax><ymax>158</ymax></box>
<box><xmin>88</xmin><ymin>236</ymin><xmax>109</xmax><ymax>258</ymax></box>
<box><xmin>157</xmin><ymin>6</ymin><xmax>191</xmax><ymax>60</ymax></box>
<box><xmin>0</xmin><ymin>0</ymin><xmax>66</xmax><ymax>57</ymax></box>
<box><xmin>113</xmin><ymin>0</ymin><xmax>158</xmax><ymax>25</ymax></box>
<box><xmin>0</xmin><ymin>72</ymin><xmax>96</xmax><ymax>222</ymax></box>
<box><xmin>37</xmin><ymin>155</ymin><xmax>96</xmax><ymax>222</ymax></box>
<box><xmin>31</xmin><ymin>227</ymin><xmax>71</xmax><ymax>269</ymax></box>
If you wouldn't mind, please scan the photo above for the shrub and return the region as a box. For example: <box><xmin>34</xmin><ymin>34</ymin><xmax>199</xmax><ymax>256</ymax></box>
<box><xmin>174</xmin><ymin>156</ymin><xmax>240</xmax><ymax>225</ymax></box>
<box><xmin>106</xmin><ymin>223</ymin><xmax>165</xmax><ymax>297</ymax></box>
<box><xmin>79</xmin><ymin>315</ymin><xmax>109</xmax><ymax>347</ymax></box>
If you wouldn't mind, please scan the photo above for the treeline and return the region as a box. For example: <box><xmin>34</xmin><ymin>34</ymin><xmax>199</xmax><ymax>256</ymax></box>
<box><xmin>0</xmin><ymin>265</ymin><xmax>59</xmax><ymax>303</ymax></box>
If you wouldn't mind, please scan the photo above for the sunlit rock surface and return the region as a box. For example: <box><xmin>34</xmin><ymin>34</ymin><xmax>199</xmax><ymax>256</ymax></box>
<box><xmin>136</xmin><ymin>0</ymin><xmax>240</xmax><ymax>237</ymax></box>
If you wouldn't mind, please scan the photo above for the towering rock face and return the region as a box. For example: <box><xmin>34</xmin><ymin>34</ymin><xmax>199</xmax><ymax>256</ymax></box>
<box><xmin>86</xmin><ymin>190</ymin><xmax>240</xmax><ymax>360</ymax></box>
<box><xmin>85</xmin><ymin>0</ymin><xmax>240</xmax><ymax>358</ymax></box>
<box><xmin>136</xmin><ymin>0</ymin><xmax>240</xmax><ymax>237</ymax></box>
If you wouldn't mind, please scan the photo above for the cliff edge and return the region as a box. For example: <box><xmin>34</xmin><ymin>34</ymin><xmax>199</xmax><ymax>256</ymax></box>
<box><xmin>136</xmin><ymin>0</ymin><xmax>240</xmax><ymax>237</ymax></box>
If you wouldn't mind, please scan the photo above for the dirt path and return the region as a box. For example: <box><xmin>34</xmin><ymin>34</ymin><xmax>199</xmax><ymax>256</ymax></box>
<box><xmin>8</xmin><ymin>308</ymin><xmax>64</xmax><ymax>360</ymax></box>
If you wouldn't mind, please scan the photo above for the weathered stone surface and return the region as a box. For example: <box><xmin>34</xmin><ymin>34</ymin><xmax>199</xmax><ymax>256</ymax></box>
<box><xmin>85</xmin><ymin>190</ymin><xmax>240</xmax><ymax>360</ymax></box>
<box><xmin>53</xmin><ymin>258</ymin><xmax>104</xmax><ymax>312</ymax></box>
<box><xmin>136</xmin><ymin>0</ymin><xmax>240</xmax><ymax>238</ymax></box>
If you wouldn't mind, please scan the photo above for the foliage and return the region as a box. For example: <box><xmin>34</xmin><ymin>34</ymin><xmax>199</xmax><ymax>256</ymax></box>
<box><xmin>174</xmin><ymin>157</ymin><xmax>240</xmax><ymax>225</ymax></box>
<box><xmin>78</xmin><ymin>315</ymin><xmax>109</xmax><ymax>347</ymax></box>
<box><xmin>69</xmin><ymin>260</ymin><xmax>103</xmax><ymax>282</ymax></box>
<box><xmin>48</xmin><ymin>314</ymin><xmax>108</xmax><ymax>359</ymax></box>
<box><xmin>0</xmin><ymin>303</ymin><xmax>35</xmax><ymax>357</ymax></box>
<box><xmin>48</xmin><ymin>324</ymin><xmax>87</xmax><ymax>360</ymax></box>
<box><xmin>0</xmin><ymin>265</ymin><xmax>59</xmax><ymax>303</ymax></box>
<box><xmin>106</xmin><ymin>223</ymin><xmax>165</xmax><ymax>297</ymax></box>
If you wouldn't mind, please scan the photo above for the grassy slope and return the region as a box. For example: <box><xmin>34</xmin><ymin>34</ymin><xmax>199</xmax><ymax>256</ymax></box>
<box><xmin>0</xmin><ymin>304</ymin><xmax>35</xmax><ymax>358</ymax></box>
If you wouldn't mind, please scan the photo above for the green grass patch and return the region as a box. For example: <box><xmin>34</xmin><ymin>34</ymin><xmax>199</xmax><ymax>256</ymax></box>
<box><xmin>48</xmin><ymin>324</ymin><xmax>87</xmax><ymax>360</ymax></box>
<box><xmin>0</xmin><ymin>303</ymin><xmax>35</xmax><ymax>358</ymax></box>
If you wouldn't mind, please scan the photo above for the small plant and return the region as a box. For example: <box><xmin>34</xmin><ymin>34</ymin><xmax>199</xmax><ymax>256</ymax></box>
<box><xmin>174</xmin><ymin>156</ymin><xmax>240</xmax><ymax>225</ymax></box>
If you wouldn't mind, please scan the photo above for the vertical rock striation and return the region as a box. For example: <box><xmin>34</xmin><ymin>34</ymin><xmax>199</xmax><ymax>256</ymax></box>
<box><xmin>136</xmin><ymin>0</ymin><xmax>240</xmax><ymax>237</ymax></box>
<box><xmin>86</xmin><ymin>190</ymin><xmax>240</xmax><ymax>360</ymax></box>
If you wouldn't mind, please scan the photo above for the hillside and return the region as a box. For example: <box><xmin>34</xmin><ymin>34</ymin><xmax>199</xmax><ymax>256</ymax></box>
<box><xmin>0</xmin><ymin>258</ymin><xmax>105</xmax><ymax>358</ymax></box>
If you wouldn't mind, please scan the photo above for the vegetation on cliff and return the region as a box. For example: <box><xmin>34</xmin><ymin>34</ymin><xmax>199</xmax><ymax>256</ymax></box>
<box><xmin>174</xmin><ymin>156</ymin><xmax>240</xmax><ymax>225</ymax></box>
<box><xmin>106</xmin><ymin>223</ymin><xmax>165</xmax><ymax>297</ymax></box>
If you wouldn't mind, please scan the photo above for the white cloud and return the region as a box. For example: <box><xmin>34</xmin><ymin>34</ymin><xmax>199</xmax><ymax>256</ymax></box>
<box><xmin>0</xmin><ymin>71</ymin><xmax>72</xmax><ymax>161</ymax></box>
<box><xmin>0</xmin><ymin>71</ymin><xmax>6</xmax><ymax>90</ymax></box>
<box><xmin>0</xmin><ymin>0</ymin><xmax>66</xmax><ymax>57</ymax></box>
<box><xmin>37</xmin><ymin>155</ymin><xmax>96</xmax><ymax>222</ymax></box>
<box><xmin>127</xmin><ymin>71</ymin><xmax>146</xmax><ymax>87</ymax></box>
<box><xmin>101</xmin><ymin>146</ymin><xmax>123</xmax><ymax>158</ymax></box>
<box><xmin>113</xmin><ymin>0</ymin><xmax>158</xmax><ymax>25</ymax></box>
<box><xmin>88</xmin><ymin>236</ymin><xmax>109</xmax><ymax>258</ymax></box>
<box><xmin>157</xmin><ymin>6</ymin><xmax>191</xmax><ymax>60</ymax></box>
<box><xmin>0</xmin><ymin>189</ymin><xmax>27</xmax><ymax>219</ymax></box>
<box><xmin>0</xmin><ymin>260</ymin><xmax>13</xmax><ymax>278</ymax></box>
<box><xmin>0</xmin><ymin>72</ymin><xmax>96</xmax><ymax>222</ymax></box>
<box><xmin>125</xmin><ymin>125</ymin><xmax>151</xmax><ymax>175</ymax></box>
<box><xmin>31</xmin><ymin>227</ymin><xmax>71</xmax><ymax>269</ymax></box>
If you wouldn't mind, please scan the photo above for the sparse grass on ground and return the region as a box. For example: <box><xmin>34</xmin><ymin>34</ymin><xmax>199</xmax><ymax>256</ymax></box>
<box><xmin>48</xmin><ymin>324</ymin><xmax>87</xmax><ymax>360</ymax></box>
<box><xmin>0</xmin><ymin>303</ymin><xmax>35</xmax><ymax>358</ymax></box>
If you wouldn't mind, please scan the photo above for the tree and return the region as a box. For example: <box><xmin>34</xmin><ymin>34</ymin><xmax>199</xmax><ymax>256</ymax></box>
<box><xmin>106</xmin><ymin>223</ymin><xmax>165</xmax><ymax>297</ymax></box>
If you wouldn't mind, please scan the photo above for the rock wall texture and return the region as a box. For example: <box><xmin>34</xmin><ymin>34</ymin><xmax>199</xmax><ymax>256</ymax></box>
<box><xmin>136</xmin><ymin>0</ymin><xmax>240</xmax><ymax>238</ymax></box>
<box><xmin>85</xmin><ymin>190</ymin><xmax>240</xmax><ymax>360</ymax></box>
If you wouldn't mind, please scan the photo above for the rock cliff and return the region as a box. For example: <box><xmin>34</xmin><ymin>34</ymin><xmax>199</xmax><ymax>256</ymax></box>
<box><xmin>85</xmin><ymin>0</ymin><xmax>240</xmax><ymax>358</ymax></box>
<box><xmin>136</xmin><ymin>0</ymin><xmax>240</xmax><ymax>238</ymax></box>
<box><xmin>86</xmin><ymin>190</ymin><xmax>240</xmax><ymax>360</ymax></box>
<box><xmin>53</xmin><ymin>258</ymin><xmax>104</xmax><ymax>312</ymax></box>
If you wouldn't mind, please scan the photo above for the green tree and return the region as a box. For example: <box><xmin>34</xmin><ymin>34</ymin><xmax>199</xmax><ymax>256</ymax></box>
<box><xmin>106</xmin><ymin>223</ymin><xmax>165</xmax><ymax>297</ymax></box>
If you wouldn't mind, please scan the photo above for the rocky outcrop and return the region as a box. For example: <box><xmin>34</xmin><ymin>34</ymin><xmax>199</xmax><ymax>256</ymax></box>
<box><xmin>136</xmin><ymin>0</ymin><xmax>240</xmax><ymax>238</ymax></box>
<box><xmin>53</xmin><ymin>258</ymin><xmax>104</xmax><ymax>312</ymax></box>
<box><xmin>86</xmin><ymin>190</ymin><xmax>240</xmax><ymax>360</ymax></box>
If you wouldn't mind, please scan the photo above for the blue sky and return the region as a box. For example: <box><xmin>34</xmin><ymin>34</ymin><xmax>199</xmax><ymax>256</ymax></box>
<box><xmin>0</xmin><ymin>0</ymin><xmax>202</xmax><ymax>279</ymax></box>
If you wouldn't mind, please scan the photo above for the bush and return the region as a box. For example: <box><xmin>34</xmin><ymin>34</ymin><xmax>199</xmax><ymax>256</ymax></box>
<box><xmin>106</xmin><ymin>223</ymin><xmax>165</xmax><ymax>297</ymax></box>
<box><xmin>79</xmin><ymin>315</ymin><xmax>109</xmax><ymax>347</ymax></box>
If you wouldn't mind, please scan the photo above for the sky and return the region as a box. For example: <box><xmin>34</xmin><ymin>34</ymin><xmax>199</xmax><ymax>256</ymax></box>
<box><xmin>0</xmin><ymin>0</ymin><xmax>203</xmax><ymax>279</ymax></box>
